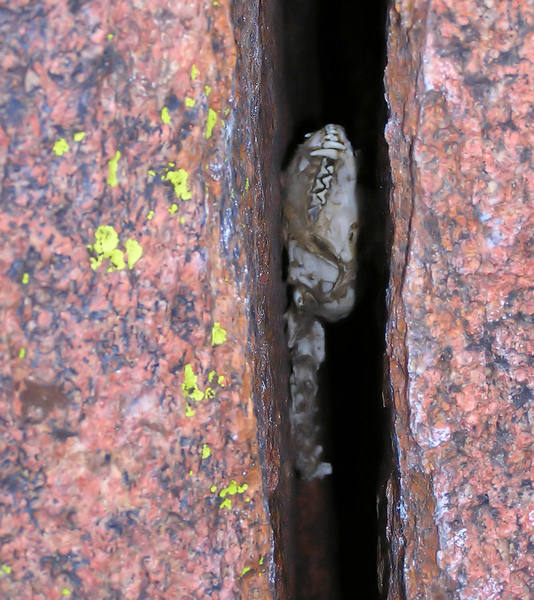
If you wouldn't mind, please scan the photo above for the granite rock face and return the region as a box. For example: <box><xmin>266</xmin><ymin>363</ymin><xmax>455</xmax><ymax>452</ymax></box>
<box><xmin>0</xmin><ymin>1</ymin><xmax>289</xmax><ymax>598</ymax></box>
<box><xmin>383</xmin><ymin>1</ymin><xmax>533</xmax><ymax>598</ymax></box>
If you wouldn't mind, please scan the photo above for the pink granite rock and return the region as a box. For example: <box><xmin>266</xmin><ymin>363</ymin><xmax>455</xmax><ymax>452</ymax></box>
<box><xmin>383</xmin><ymin>1</ymin><xmax>533</xmax><ymax>598</ymax></box>
<box><xmin>0</xmin><ymin>1</ymin><xmax>288</xmax><ymax>598</ymax></box>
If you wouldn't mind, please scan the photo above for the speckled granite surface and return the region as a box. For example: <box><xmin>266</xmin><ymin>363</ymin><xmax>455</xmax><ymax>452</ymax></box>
<box><xmin>384</xmin><ymin>1</ymin><xmax>533</xmax><ymax>598</ymax></box>
<box><xmin>0</xmin><ymin>1</ymin><xmax>287</xmax><ymax>598</ymax></box>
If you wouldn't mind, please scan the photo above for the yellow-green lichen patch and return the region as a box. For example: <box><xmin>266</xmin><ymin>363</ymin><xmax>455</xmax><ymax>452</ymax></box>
<box><xmin>73</xmin><ymin>131</ymin><xmax>85</xmax><ymax>142</ymax></box>
<box><xmin>181</xmin><ymin>364</ymin><xmax>226</xmax><ymax>415</ymax></box>
<box><xmin>190</xmin><ymin>64</ymin><xmax>199</xmax><ymax>80</ymax></box>
<box><xmin>220</xmin><ymin>498</ymin><xmax>232</xmax><ymax>510</ymax></box>
<box><xmin>124</xmin><ymin>239</ymin><xmax>143</xmax><ymax>269</ymax></box>
<box><xmin>161</xmin><ymin>106</ymin><xmax>171</xmax><ymax>124</ymax></box>
<box><xmin>205</xmin><ymin>108</ymin><xmax>217</xmax><ymax>139</ymax></box>
<box><xmin>164</xmin><ymin>168</ymin><xmax>192</xmax><ymax>200</ymax></box>
<box><xmin>18</xmin><ymin>347</ymin><xmax>26</xmax><ymax>359</ymax></box>
<box><xmin>218</xmin><ymin>479</ymin><xmax>249</xmax><ymax>510</ymax></box>
<box><xmin>210</xmin><ymin>485</ymin><xmax>217</xmax><ymax>493</ymax></box>
<box><xmin>0</xmin><ymin>564</ymin><xmax>12</xmax><ymax>576</ymax></box>
<box><xmin>107</xmin><ymin>150</ymin><xmax>121</xmax><ymax>187</ymax></box>
<box><xmin>211</xmin><ymin>322</ymin><xmax>227</xmax><ymax>346</ymax></box>
<box><xmin>53</xmin><ymin>138</ymin><xmax>70</xmax><ymax>156</ymax></box>
<box><xmin>146</xmin><ymin>209</ymin><xmax>154</xmax><ymax>220</ymax></box>
<box><xmin>168</xmin><ymin>203</ymin><xmax>178</xmax><ymax>215</ymax></box>
<box><xmin>185</xmin><ymin>97</ymin><xmax>196</xmax><ymax>108</ymax></box>
<box><xmin>240</xmin><ymin>566</ymin><xmax>251</xmax><ymax>578</ymax></box>
<box><xmin>204</xmin><ymin>368</ymin><xmax>226</xmax><ymax>400</ymax></box>
<box><xmin>61</xmin><ymin>589</ymin><xmax>71</xmax><ymax>596</ymax></box>
<box><xmin>107</xmin><ymin>33</ymin><xmax>114</xmax><ymax>40</ymax></box>
<box><xmin>90</xmin><ymin>225</ymin><xmax>118</xmax><ymax>253</ymax></box>
<box><xmin>219</xmin><ymin>480</ymin><xmax>248</xmax><ymax>497</ymax></box>
<box><xmin>182</xmin><ymin>364</ymin><xmax>204</xmax><ymax>403</ymax></box>
<box><xmin>107</xmin><ymin>248</ymin><xmax>125</xmax><ymax>271</ymax></box>
<box><xmin>87</xmin><ymin>226</ymin><xmax>143</xmax><ymax>273</ymax></box>
<box><xmin>205</xmin><ymin>371</ymin><xmax>216</xmax><ymax>398</ymax></box>
<box><xmin>204</xmin><ymin>85</ymin><xmax>211</xmax><ymax>96</ymax></box>
<box><xmin>147</xmin><ymin>169</ymin><xmax>156</xmax><ymax>177</ymax></box>
<box><xmin>87</xmin><ymin>225</ymin><xmax>124</xmax><ymax>271</ymax></box>
<box><xmin>185</xmin><ymin>403</ymin><xmax>196</xmax><ymax>418</ymax></box>
<box><xmin>201</xmin><ymin>444</ymin><xmax>211</xmax><ymax>459</ymax></box>
<box><xmin>21</xmin><ymin>272</ymin><xmax>29</xmax><ymax>284</ymax></box>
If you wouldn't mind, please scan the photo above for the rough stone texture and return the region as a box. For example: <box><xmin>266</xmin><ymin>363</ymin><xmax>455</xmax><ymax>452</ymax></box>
<box><xmin>383</xmin><ymin>1</ymin><xmax>533</xmax><ymax>599</ymax></box>
<box><xmin>0</xmin><ymin>1</ymin><xmax>289</xmax><ymax>598</ymax></box>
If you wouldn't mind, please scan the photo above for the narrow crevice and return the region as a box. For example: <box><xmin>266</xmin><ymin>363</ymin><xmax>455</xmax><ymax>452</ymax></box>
<box><xmin>282</xmin><ymin>1</ymin><xmax>390</xmax><ymax>598</ymax></box>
